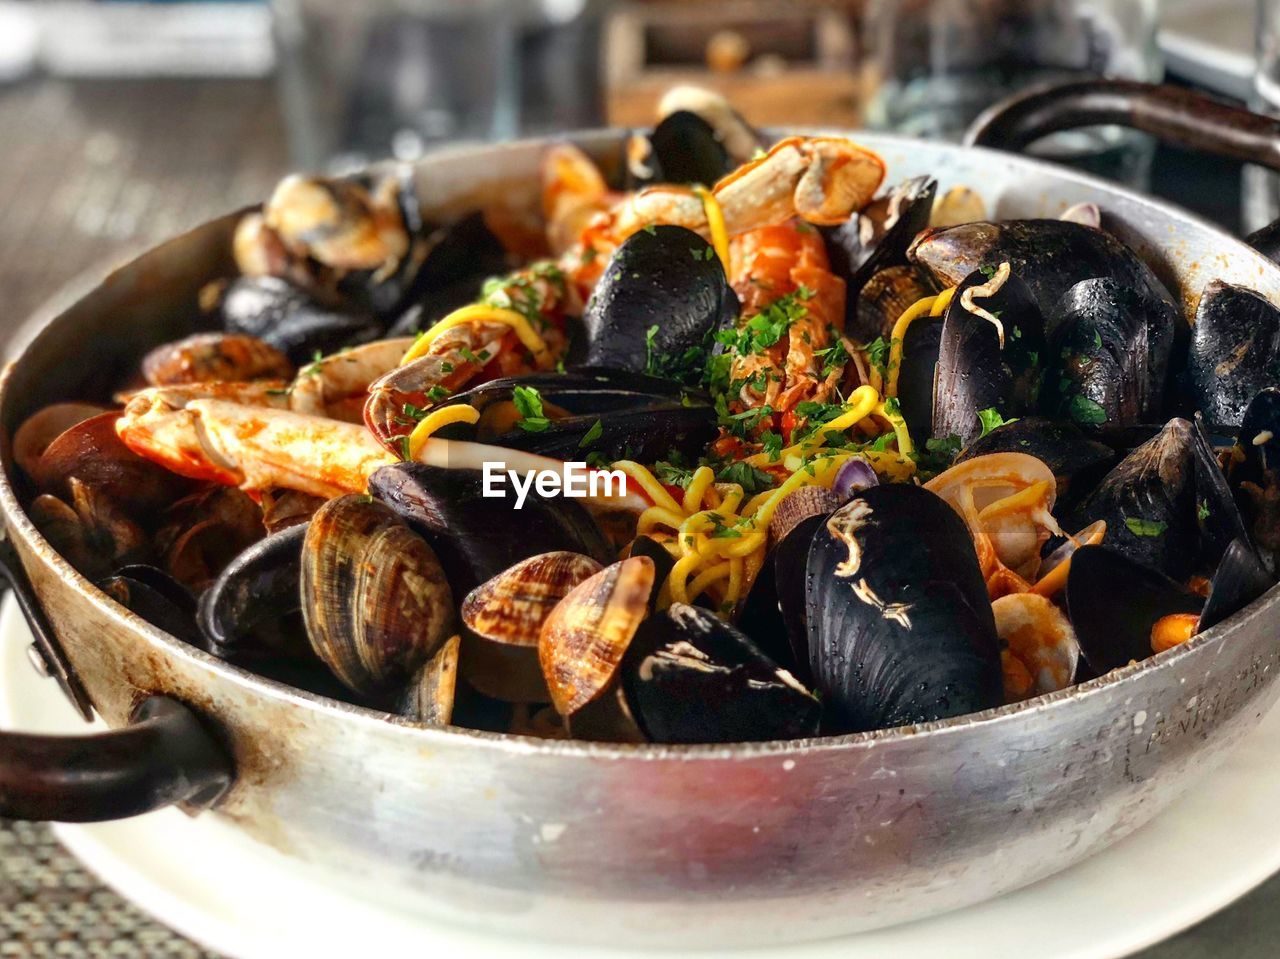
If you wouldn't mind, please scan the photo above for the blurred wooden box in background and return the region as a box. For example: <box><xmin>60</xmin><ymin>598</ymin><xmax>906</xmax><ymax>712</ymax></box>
<box><xmin>605</xmin><ymin>1</ymin><xmax>867</xmax><ymax>128</ymax></box>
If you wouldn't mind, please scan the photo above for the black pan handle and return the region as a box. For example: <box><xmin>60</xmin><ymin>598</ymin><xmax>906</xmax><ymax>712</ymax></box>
<box><xmin>0</xmin><ymin>536</ymin><xmax>234</xmax><ymax>822</ymax></box>
<box><xmin>964</xmin><ymin>79</ymin><xmax>1280</xmax><ymax>261</ymax></box>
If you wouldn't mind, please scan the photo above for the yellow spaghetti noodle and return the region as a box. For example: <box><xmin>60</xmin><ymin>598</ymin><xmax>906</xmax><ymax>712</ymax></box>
<box><xmin>694</xmin><ymin>185</ymin><xmax>731</xmax><ymax>271</ymax></box>
<box><xmin>401</xmin><ymin>305</ymin><xmax>548</xmax><ymax>365</ymax></box>
<box><xmin>406</xmin><ymin>404</ymin><xmax>480</xmax><ymax>458</ymax></box>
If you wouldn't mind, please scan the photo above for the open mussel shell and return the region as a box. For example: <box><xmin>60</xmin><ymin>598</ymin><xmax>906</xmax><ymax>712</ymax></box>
<box><xmin>1232</xmin><ymin>387</ymin><xmax>1280</xmax><ymax>569</ymax></box>
<box><xmin>369</xmin><ymin>463</ymin><xmax>612</xmax><ymax>599</ymax></box>
<box><xmin>387</xmin><ymin>211</ymin><xmax>513</xmax><ymax>333</ymax></box>
<box><xmin>806</xmin><ymin>485</ymin><xmax>1003</xmax><ymax>733</ymax></box>
<box><xmin>399</xmin><ymin>634</ymin><xmax>462</xmax><ymax>725</ymax></box>
<box><xmin>440</xmin><ymin>370</ymin><xmax>716</xmax><ymax>464</ymax></box>
<box><xmin>460</xmin><ymin>551</ymin><xmax>604</xmax><ymax>703</ymax></box>
<box><xmin>1070</xmin><ymin>417</ymin><xmax>1247</xmax><ymax>583</ymax></box>
<box><xmin>1187</xmin><ymin>281</ymin><xmax>1280</xmax><ymax>431</ymax></box>
<box><xmin>619</xmin><ymin>603</ymin><xmax>820</xmax><ymax>744</ymax></box>
<box><xmin>538</xmin><ymin>556</ymin><xmax>654</xmax><ymax>741</ymax></box>
<box><xmin>302</xmin><ymin>495</ymin><xmax>454</xmax><ymax>698</ymax></box>
<box><xmin>908</xmin><ymin>219</ymin><xmax>1176</xmax><ymax>314</ymax></box>
<box><xmin>895</xmin><ymin>311</ymin><xmax>944</xmax><ymax>444</ymax></box>
<box><xmin>218</xmin><ymin>276</ymin><xmax>382</xmax><ymax>365</ymax></box>
<box><xmin>98</xmin><ymin>568</ymin><xmax>201</xmax><ymax>648</ymax></box>
<box><xmin>957</xmin><ymin>417</ymin><xmax>1113</xmax><ymax>506</ymax></box>
<box><xmin>1066</xmin><ymin>545</ymin><xmax>1202</xmax><ymax>673</ymax></box>
<box><xmin>823</xmin><ymin>176</ymin><xmax>937</xmax><ymax>312</ymax></box>
<box><xmin>583</xmin><ymin>225</ymin><xmax>738</xmax><ymax>383</ymax></box>
<box><xmin>1200</xmin><ymin>539</ymin><xmax>1275</xmax><ymax>631</ymax></box>
<box><xmin>932</xmin><ymin>268</ymin><xmax>1047</xmax><ymax>445</ymax></box>
<box><xmin>1044</xmin><ymin>278</ymin><xmax>1180</xmax><ymax>428</ymax></box>
<box><xmin>198</xmin><ymin>523</ymin><xmax>309</xmax><ymax>660</ymax></box>
<box><xmin>1068</xmin><ymin>418</ymin><xmax>1199</xmax><ymax>582</ymax></box>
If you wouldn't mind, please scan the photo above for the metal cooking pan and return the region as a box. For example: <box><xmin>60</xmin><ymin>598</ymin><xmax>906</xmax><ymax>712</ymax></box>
<box><xmin>2</xmin><ymin>81</ymin><xmax>1280</xmax><ymax>947</ymax></box>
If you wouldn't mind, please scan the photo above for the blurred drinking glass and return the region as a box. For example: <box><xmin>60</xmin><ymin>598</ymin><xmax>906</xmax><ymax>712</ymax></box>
<box><xmin>861</xmin><ymin>0</ymin><xmax>1162</xmax><ymax>185</ymax></box>
<box><xmin>272</xmin><ymin>0</ymin><xmax>607</xmax><ymax>171</ymax></box>
<box><xmin>1245</xmin><ymin>0</ymin><xmax>1280</xmax><ymax>231</ymax></box>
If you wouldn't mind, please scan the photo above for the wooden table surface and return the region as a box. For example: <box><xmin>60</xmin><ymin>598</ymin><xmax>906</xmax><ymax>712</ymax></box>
<box><xmin>0</xmin><ymin>73</ymin><xmax>1275</xmax><ymax>958</ymax></box>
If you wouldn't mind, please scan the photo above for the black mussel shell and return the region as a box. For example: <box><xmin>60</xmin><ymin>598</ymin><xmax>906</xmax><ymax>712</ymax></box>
<box><xmin>197</xmin><ymin>523</ymin><xmax>311</xmax><ymax>660</ymax></box>
<box><xmin>908</xmin><ymin>220</ymin><xmax>1176</xmax><ymax>314</ymax></box>
<box><xmin>824</xmin><ymin>177</ymin><xmax>937</xmax><ymax>312</ymax></box>
<box><xmin>957</xmin><ymin>417</ymin><xmax>1114</xmax><ymax>505</ymax></box>
<box><xmin>219</xmin><ymin>276</ymin><xmax>381</xmax><ymax>365</ymax></box>
<box><xmin>334</xmin><ymin>168</ymin><xmax>428</xmax><ymax>318</ymax></box>
<box><xmin>368</xmin><ymin>463</ymin><xmax>613</xmax><ymax>598</ymax></box>
<box><xmin>1068</xmin><ymin>419</ymin><xmax>1199</xmax><ymax>582</ymax></box>
<box><xmin>1066</xmin><ymin>545</ymin><xmax>1202</xmax><ymax>673</ymax></box>
<box><xmin>387</xmin><ymin>211</ymin><xmax>512</xmax><ymax>333</ymax></box>
<box><xmin>1191</xmin><ymin>414</ymin><xmax>1251</xmax><ymax>574</ymax></box>
<box><xmin>895</xmin><ymin>313</ymin><xmax>943</xmax><ymax>444</ymax></box>
<box><xmin>1187</xmin><ymin>281</ymin><xmax>1280</xmax><ymax>431</ymax></box>
<box><xmin>583</xmin><ymin>225</ymin><xmax>738</xmax><ymax>383</ymax></box>
<box><xmin>932</xmin><ymin>269</ymin><xmax>1047</xmax><ymax>445</ymax></box>
<box><xmin>646</xmin><ymin>110</ymin><xmax>732</xmax><ymax>186</ymax></box>
<box><xmin>98</xmin><ymin>570</ymin><xmax>201</xmax><ymax>647</ymax></box>
<box><xmin>621</xmin><ymin>603</ymin><xmax>820</xmax><ymax>743</ymax></box>
<box><xmin>738</xmin><ymin>512</ymin><xmax>827</xmax><ymax>682</ymax></box>
<box><xmin>1044</xmin><ymin>278</ymin><xmax>1180</xmax><ymax>428</ymax></box>
<box><xmin>1232</xmin><ymin>387</ymin><xmax>1280</xmax><ymax>569</ymax></box>
<box><xmin>1200</xmin><ymin>539</ymin><xmax>1275</xmax><ymax>631</ymax></box>
<box><xmin>628</xmin><ymin>535</ymin><xmax>676</xmax><ymax>611</ymax></box>
<box><xmin>438</xmin><ymin>369</ymin><xmax>717</xmax><ymax>464</ymax></box>
<box><xmin>806</xmin><ymin>485</ymin><xmax>1003</xmax><ymax>732</ymax></box>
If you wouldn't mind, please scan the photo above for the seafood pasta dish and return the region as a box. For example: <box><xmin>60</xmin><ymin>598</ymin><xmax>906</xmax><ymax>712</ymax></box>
<box><xmin>16</xmin><ymin>90</ymin><xmax>1280</xmax><ymax>745</ymax></box>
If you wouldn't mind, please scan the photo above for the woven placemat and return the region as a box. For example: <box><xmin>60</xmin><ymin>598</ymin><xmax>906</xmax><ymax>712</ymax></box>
<box><xmin>0</xmin><ymin>819</ymin><xmax>221</xmax><ymax>957</ymax></box>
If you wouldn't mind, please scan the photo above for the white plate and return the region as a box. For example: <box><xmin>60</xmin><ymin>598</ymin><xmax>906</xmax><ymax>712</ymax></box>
<box><xmin>3</xmin><ymin>595</ymin><xmax>1280</xmax><ymax>959</ymax></box>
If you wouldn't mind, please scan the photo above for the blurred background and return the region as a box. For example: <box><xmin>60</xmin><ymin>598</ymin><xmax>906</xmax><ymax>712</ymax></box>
<box><xmin>0</xmin><ymin>1</ymin><xmax>1273</xmax><ymax>956</ymax></box>
<box><xmin>0</xmin><ymin>0</ymin><xmax>1263</xmax><ymax>339</ymax></box>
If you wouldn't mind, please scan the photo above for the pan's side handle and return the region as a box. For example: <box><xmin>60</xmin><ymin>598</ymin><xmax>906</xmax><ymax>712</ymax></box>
<box><xmin>964</xmin><ymin>79</ymin><xmax>1280</xmax><ymax>261</ymax></box>
<box><xmin>0</xmin><ymin>536</ymin><xmax>233</xmax><ymax>822</ymax></box>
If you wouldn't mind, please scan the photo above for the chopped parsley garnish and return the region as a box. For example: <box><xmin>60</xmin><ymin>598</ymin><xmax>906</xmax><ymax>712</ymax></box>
<box><xmin>1067</xmin><ymin>394</ymin><xmax>1108</xmax><ymax>425</ymax></box>
<box><xmin>654</xmin><ymin>460</ymin><xmax>694</xmax><ymax>488</ymax></box>
<box><xmin>815</xmin><ymin>336</ymin><xmax>851</xmax><ymax>378</ymax></box>
<box><xmin>912</xmin><ymin>434</ymin><xmax>964</xmax><ymax>475</ymax></box>
<box><xmin>426</xmin><ymin>386</ymin><xmax>451</xmax><ymax>403</ymax></box>
<box><xmin>512</xmin><ymin>385</ymin><xmax>551</xmax><ymax>433</ymax></box>
<box><xmin>1198</xmin><ymin>501</ymin><xmax>1211</xmax><ymax>522</ymax></box>
<box><xmin>791</xmin><ymin>400</ymin><xmax>844</xmax><ymax>441</ymax></box>
<box><xmin>706</xmin><ymin>513</ymin><xmax>744</xmax><ymax>538</ymax></box>
<box><xmin>578</xmin><ymin>419</ymin><xmax>604</xmax><ymax>448</ymax></box>
<box><xmin>883</xmin><ymin>396</ymin><xmax>903</xmax><ymax>418</ymax></box>
<box><xmin>760</xmin><ymin>430</ymin><xmax>784</xmax><ymax>461</ymax></box>
<box><xmin>716</xmin><ymin>461</ymin><xmax>776</xmax><ymax>495</ymax></box>
<box><xmin>585</xmin><ymin>451</ymin><xmax>613</xmax><ymax>469</ymax></box>
<box><xmin>720</xmin><ymin>403</ymin><xmax>774</xmax><ymax>439</ymax></box>
<box><xmin>865</xmin><ymin>336</ymin><xmax>891</xmax><ymax>377</ymax></box>
<box><xmin>976</xmin><ymin>407</ymin><xmax>1016</xmax><ymax>437</ymax></box>
<box><xmin>402</xmin><ymin>402</ymin><xmax>428</xmax><ymax>421</ymax></box>
<box><xmin>1124</xmin><ymin>516</ymin><xmax>1168</xmax><ymax>537</ymax></box>
<box><xmin>979</xmin><ymin>263</ymin><xmax>997</xmax><ymax>278</ymax></box>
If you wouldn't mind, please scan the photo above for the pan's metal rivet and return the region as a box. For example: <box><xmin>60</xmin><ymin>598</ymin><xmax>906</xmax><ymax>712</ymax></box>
<box><xmin>26</xmin><ymin>643</ymin><xmax>52</xmax><ymax>678</ymax></box>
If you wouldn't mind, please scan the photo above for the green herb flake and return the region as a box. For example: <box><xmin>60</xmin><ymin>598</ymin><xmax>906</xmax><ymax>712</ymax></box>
<box><xmin>1067</xmin><ymin>395</ymin><xmax>1108</xmax><ymax>426</ymax></box>
<box><xmin>579</xmin><ymin>419</ymin><xmax>604</xmax><ymax>448</ymax></box>
<box><xmin>512</xmin><ymin>385</ymin><xmax>550</xmax><ymax>433</ymax></box>
<box><xmin>760</xmin><ymin>430</ymin><xmax>784</xmax><ymax>462</ymax></box>
<box><xmin>1124</xmin><ymin>516</ymin><xmax>1168</xmax><ymax>537</ymax></box>
<box><xmin>716</xmin><ymin>461</ymin><xmax>776</xmax><ymax>495</ymax></box>
<box><xmin>426</xmin><ymin>386</ymin><xmax>451</xmax><ymax>403</ymax></box>
<box><xmin>976</xmin><ymin>407</ymin><xmax>1016</xmax><ymax>437</ymax></box>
